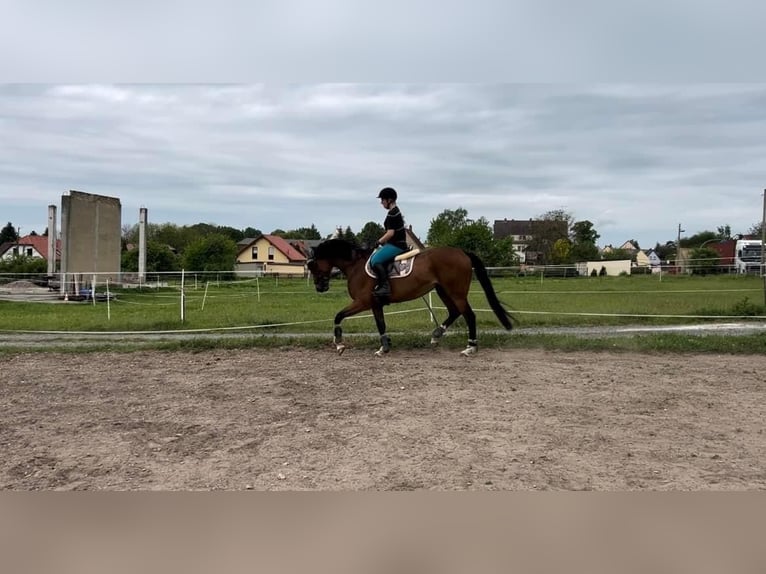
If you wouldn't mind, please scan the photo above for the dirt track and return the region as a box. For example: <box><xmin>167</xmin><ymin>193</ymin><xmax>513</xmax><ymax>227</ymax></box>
<box><xmin>1</xmin><ymin>347</ymin><xmax>765</xmax><ymax>490</ymax></box>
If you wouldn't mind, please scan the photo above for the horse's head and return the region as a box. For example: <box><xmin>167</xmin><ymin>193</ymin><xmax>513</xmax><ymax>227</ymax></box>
<box><xmin>307</xmin><ymin>240</ymin><xmax>358</xmax><ymax>293</ymax></box>
<box><xmin>306</xmin><ymin>253</ymin><xmax>331</xmax><ymax>292</ymax></box>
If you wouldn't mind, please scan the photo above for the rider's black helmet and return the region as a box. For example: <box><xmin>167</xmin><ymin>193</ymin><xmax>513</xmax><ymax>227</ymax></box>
<box><xmin>377</xmin><ymin>187</ymin><xmax>397</xmax><ymax>201</ymax></box>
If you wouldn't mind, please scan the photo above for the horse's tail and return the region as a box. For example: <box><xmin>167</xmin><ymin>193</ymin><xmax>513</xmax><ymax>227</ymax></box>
<box><xmin>465</xmin><ymin>251</ymin><xmax>514</xmax><ymax>330</ymax></box>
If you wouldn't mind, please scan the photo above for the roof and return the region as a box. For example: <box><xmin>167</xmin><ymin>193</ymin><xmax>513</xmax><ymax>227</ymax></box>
<box><xmin>0</xmin><ymin>234</ymin><xmax>61</xmax><ymax>260</ymax></box>
<box><xmin>493</xmin><ymin>219</ymin><xmax>567</xmax><ymax>239</ymax></box>
<box><xmin>405</xmin><ymin>226</ymin><xmax>426</xmax><ymax>249</ymax></box>
<box><xmin>238</xmin><ymin>234</ymin><xmax>307</xmax><ymax>262</ymax></box>
<box><xmin>619</xmin><ymin>240</ymin><xmax>640</xmax><ymax>251</ymax></box>
<box><xmin>494</xmin><ymin>219</ymin><xmax>534</xmax><ymax>237</ymax></box>
<box><xmin>288</xmin><ymin>239</ymin><xmax>323</xmax><ymax>258</ymax></box>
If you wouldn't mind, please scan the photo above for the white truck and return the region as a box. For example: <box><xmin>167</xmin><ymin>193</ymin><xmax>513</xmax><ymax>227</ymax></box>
<box><xmin>735</xmin><ymin>239</ymin><xmax>763</xmax><ymax>274</ymax></box>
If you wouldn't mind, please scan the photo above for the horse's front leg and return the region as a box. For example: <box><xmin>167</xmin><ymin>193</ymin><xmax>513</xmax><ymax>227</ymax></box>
<box><xmin>371</xmin><ymin>305</ymin><xmax>390</xmax><ymax>357</ymax></box>
<box><xmin>430</xmin><ymin>286</ymin><xmax>461</xmax><ymax>346</ymax></box>
<box><xmin>333</xmin><ymin>300</ymin><xmax>369</xmax><ymax>355</ymax></box>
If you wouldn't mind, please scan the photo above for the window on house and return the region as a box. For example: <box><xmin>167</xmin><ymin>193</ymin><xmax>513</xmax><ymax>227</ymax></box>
<box><xmin>251</xmin><ymin>246</ymin><xmax>258</xmax><ymax>259</ymax></box>
<box><xmin>268</xmin><ymin>246</ymin><xmax>275</xmax><ymax>261</ymax></box>
<box><xmin>26</xmin><ymin>248</ymin><xmax>33</xmax><ymax>257</ymax></box>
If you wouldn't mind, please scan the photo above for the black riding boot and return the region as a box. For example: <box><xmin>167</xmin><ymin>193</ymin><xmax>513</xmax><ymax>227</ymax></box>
<box><xmin>372</xmin><ymin>263</ymin><xmax>391</xmax><ymax>298</ymax></box>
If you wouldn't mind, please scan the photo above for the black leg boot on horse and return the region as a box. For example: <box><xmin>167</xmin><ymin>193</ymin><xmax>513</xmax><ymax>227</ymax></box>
<box><xmin>372</xmin><ymin>263</ymin><xmax>391</xmax><ymax>304</ymax></box>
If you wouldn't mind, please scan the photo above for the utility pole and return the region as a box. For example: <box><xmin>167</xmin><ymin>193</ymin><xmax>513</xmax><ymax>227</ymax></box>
<box><xmin>677</xmin><ymin>223</ymin><xmax>685</xmax><ymax>273</ymax></box>
<box><xmin>761</xmin><ymin>190</ymin><xmax>765</xmax><ymax>305</ymax></box>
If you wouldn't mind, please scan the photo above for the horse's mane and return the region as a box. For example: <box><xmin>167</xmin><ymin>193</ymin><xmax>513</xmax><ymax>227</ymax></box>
<box><xmin>312</xmin><ymin>239</ymin><xmax>372</xmax><ymax>261</ymax></box>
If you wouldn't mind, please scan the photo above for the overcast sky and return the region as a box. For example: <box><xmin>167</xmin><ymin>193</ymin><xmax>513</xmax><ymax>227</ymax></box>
<box><xmin>2</xmin><ymin>84</ymin><xmax>765</xmax><ymax>249</ymax></box>
<box><xmin>2</xmin><ymin>2</ymin><xmax>765</xmax><ymax>250</ymax></box>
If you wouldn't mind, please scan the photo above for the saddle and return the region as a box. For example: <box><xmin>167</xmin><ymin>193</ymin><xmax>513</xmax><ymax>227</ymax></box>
<box><xmin>365</xmin><ymin>249</ymin><xmax>420</xmax><ymax>279</ymax></box>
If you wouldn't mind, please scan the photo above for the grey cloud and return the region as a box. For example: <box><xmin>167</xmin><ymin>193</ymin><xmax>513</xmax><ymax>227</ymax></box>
<box><xmin>2</xmin><ymin>84</ymin><xmax>766</xmax><ymax>247</ymax></box>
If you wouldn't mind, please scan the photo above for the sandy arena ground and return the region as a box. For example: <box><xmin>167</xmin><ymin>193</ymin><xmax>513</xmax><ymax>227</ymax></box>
<box><xmin>1</xmin><ymin>347</ymin><xmax>764</xmax><ymax>490</ymax></box>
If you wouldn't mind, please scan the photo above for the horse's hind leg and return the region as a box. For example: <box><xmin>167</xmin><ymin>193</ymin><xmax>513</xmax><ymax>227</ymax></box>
<box><xmin>459</xmin><ymin>303</ymin><xmax>478</xmax><ymax>356</ymax></box>
<box><xmin>371</xmin><ymin>305</ymin><xmax>391</xmax><ymax>357</ymax></box>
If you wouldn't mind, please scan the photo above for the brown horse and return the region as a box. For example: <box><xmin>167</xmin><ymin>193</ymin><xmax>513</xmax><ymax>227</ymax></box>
<box><xmin>306</xmin><ymin>239</ymin><xmax>513</xmax><ymax>356</ymax></box>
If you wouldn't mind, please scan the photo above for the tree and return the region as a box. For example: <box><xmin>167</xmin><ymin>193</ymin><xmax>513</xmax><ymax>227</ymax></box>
<box><xmin>338</xmin><ymin>226</ymin><xmax>357</xmax><ymax>243</ymax></box>
<box><xmin>0</xmin><ymin>221</ymin><xmax>18</xmax><ymax>244</ymax></box>
<box><xmin>215</xmin><ymin>225</ymin><xmax>246</xmax><ymax>243</ymax></box>
<box><xmin>570</xmin><ymin>220</ymin><xmax>600</xmax><ymax>262</ymax></box>
<box><xmin>688</xmin><ymin>247</ymin><xmax>719</xmax><ymax>275</ymax></box>
<box><xmin>570</xmin><ymin>241</ymin><xmax>599</xmax><ymax>262</ymax></box>
<box><xmin>716</xmin><ymin>224</ymin><xmax>732</xmax><ymax>240</ymax></box>
<box><xmin>571</xmin><ymin>220</ymin><xmax>600</xmax><ymax>245</ymax></box>
<box><xmin>653</xmin><ymin>241</ymin><xmax>675</xmax><ymax>262</ymax></box>
<box><xmin>181</xmin><ymin>234</ymin><xmax>238</xmax><ymax>273</ymax></box>
<box><xmin>748</xmin><ymin>221</ymin><xmax>764</xmax><ymax>237</ymax></box>
<box><xmin>426</xmin><ymin>208</ymin><xmax>470</xmax><ymax>247</ymax></box>
<box><xmin>681</xmin><ymin>230</ymin><xmax>717</xmax><ymax>248</ymax></box>
<box><xmin>122</xmin><ymin>223</ymin><xmax>137</xmax><ymax>241</ymax></box>
<box><xmin>550</xmin><ymin>238</ymin><xmax>572</xmax><ymax>264</ymax></box>
<box><xmin>356</xmin><ymin>221</ymin><xmax>384</xmax><ymax>248</ymax></box>
<box><xmin>281</xmin><ymin>225</ymin><xmax>321</xmax><ymax>240</ymax></box>
<box><xmin>487</xmin><ymin>236</ymin><xmax>517</xmax><ymax>266</ymax></box>
<box><xmin>427</xmin><ymin>209</ymin><xmax>516</xmax><ymax>265</ymax></box>
<box><xmin>121</xmin><ymin>241</ymin><xmax>180</xmax><ymax>272</ymax></box>
<box><xmin>0</xmin><ymin>254</ymin><xmax>47</xmax><ymax>274</ymax></box>
<box><xmin>153</xmin><ymin>223</ymin><xmax>189</xmax><ymax>254</ymax></box>
<box><xmin>242</xmin><ymin>226</ymin><xmax>262</xmax><ymax>238</ymax></box>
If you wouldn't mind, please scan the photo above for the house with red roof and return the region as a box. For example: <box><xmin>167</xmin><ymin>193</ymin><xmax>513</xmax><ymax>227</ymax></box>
<box><xmin>0</xmin><ymin>234</ymin><xmax>61</xmax><ymax>266</ymax></box>
<box><xmin>235</xmin><ymin>234</ymin><xmax>307</xmax><ymax>276</ymax></box>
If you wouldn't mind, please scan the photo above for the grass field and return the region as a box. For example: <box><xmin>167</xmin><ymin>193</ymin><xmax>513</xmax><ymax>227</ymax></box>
<box><xmin>2</xmin><ymin>273</ymin><xmax>765</xmax><ymax>338</ymax></box>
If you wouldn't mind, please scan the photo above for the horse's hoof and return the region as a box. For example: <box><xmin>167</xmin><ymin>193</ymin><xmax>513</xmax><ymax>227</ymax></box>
<box><xmin>460</xmin><ymin>345</ymin><xmax>478</xmax><ymax>356</ymax></box>
<box><xmin>431</xmin><ymin>326</ymin><xmax>446</xmax><ymax>346</ymax></box>
<box><xmin>336</xmin><ymin>344</ymin><xmax>346</xmax><ymax>356</ymax></box>
<box><xmin>374</xmin><ymin>346</ymin><xmax>388</xmax><ymax>357</ymax></box>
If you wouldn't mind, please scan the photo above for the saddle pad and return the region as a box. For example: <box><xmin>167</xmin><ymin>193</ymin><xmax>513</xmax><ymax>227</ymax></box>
<box><xmin>365</xmin><ymin>251</ymin><xmax>419</xmax><ymax>279</ymax></box>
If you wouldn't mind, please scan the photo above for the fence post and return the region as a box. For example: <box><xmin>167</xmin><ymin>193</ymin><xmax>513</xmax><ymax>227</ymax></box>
<box><xmin>180</xmin><ymin>269</ymin><xmax>186</xmax><ymax>323</ymax></box>
<box><xmin>202</xmin><ymin>281</ymin><xmax>210</xmax><ymax>311</ymax></box>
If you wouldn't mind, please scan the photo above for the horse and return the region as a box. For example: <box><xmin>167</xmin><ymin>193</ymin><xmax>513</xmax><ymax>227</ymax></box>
<box><xmin>306</xmin><ymin>239</ymin><xmax>513</xmax><ymax>356</ymax></box>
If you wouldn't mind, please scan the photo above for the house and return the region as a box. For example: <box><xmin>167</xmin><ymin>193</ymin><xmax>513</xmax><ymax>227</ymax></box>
<box><xmin>404</xmin><ymin>225</ymin><xmax>426</xmax><ymax>250</ymax></box>
<box><xmin>493</xmin><ymin>219</ymin><xmax>533</xmax><ymax>263</ymax></box>
<box><xmin>288</xmin><ymin>239</ymin><xmax>323</xmax><ymax>259</ymax></box>
<box><xmin>235</xmin><ymin>234</ymin><xmax>307</xmax><ymax>276</ymax></box>
<box><xmin>493</xmin><ymin>218</ymin><xmax>567</xmax><ymax>264</ymax></box>
<box><xmin>708</xmin><ymin>240</ymin><xmax>736</xmax><ymax>269</ymax></box>
<box><xmin>618</xmin><ymin>240</ymin><xmax>640</xmax><ymax>253</ymax></box>
<box><xmin>601</xmin><ymin>240</ymin><xmax>640</xmax><ymax>258</ymax></box>
<box><xmin>635</xmin><ymin>249</ymin><xmax>661</xmax><ymax>268</ymax></box>
<box><xmin>0</xmin><ymin>234</ymin><xmax>61</xmax><ymax>265</ymax></box>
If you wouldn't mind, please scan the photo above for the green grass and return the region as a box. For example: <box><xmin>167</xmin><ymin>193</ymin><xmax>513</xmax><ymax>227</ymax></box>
<box><xmin>2</xmin><ymin>273</ymin><xmax>765</xmax><ymax>353</ymax></box>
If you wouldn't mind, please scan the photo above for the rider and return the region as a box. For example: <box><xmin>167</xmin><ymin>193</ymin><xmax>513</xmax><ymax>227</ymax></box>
<box><xmin>370</xmin><ymin>187</ymin><xmax>408</xmax><ymax>298</ymax></box>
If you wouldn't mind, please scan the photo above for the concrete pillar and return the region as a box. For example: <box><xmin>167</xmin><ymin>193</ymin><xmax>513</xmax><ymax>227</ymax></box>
<box><xmin>47</xmin><ymin>204</ymin><xmax>57</xmax><ymax>276</ymax></box>
<box><xmin>60</xmin><ymin>194</ymin><xmax>70</xmax><ymax>294</ymax></box>
<box><xmin>138</xmin><ymin>207</ymin><xmax>147</xmax><ymax>282</ymax></box>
